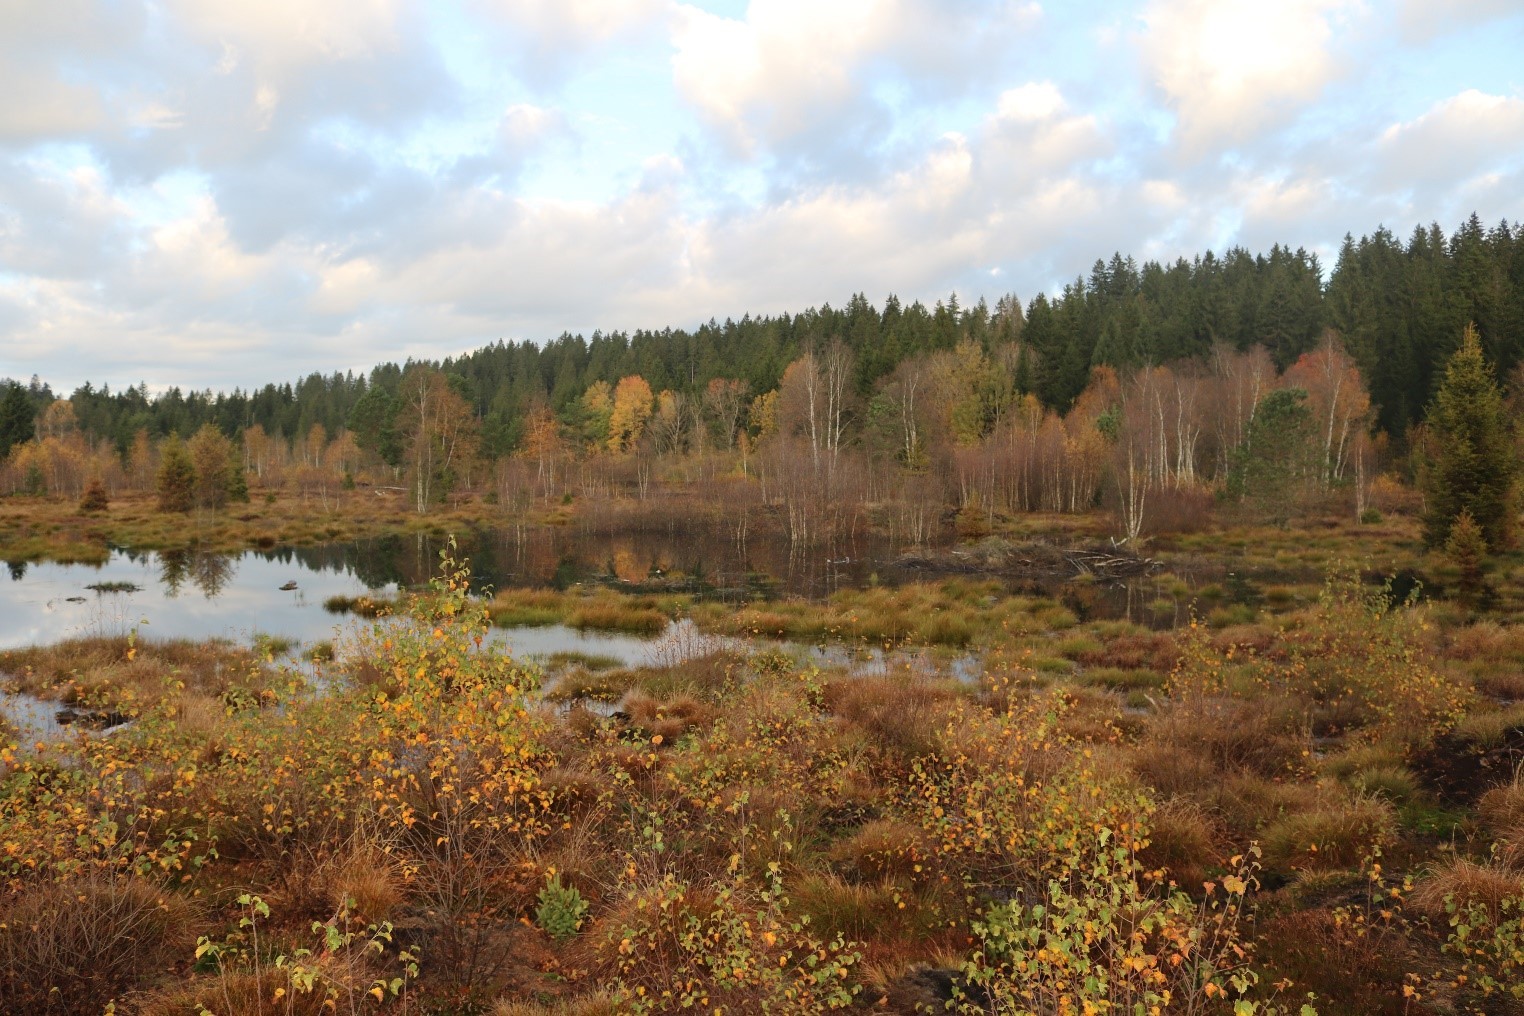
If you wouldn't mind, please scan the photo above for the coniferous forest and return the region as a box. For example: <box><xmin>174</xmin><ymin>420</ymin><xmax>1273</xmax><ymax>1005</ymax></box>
<box><xmin>4</xmin><ymin>215</ymin><xmax>1520</xmax><ymax>461</ymax></box>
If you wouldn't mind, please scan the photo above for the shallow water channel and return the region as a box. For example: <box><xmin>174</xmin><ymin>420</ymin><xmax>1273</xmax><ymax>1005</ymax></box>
<box><xmin>1</xmin><ymin>527</ymin><xmax>1195</xmax><ymax>743</ymax></box>
<box><xmin>0</xmin><ymin>532</ymin><xmax>994</xmax><ymax>741</ymax></box>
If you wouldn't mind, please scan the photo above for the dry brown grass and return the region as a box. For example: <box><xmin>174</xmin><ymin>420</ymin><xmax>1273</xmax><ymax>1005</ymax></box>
<box><xmin>1479</xmin><ymin>770</ymin><xmax>1524</xmax><ymax>841</ymax></box>
<box><xmin>1408</xmin><ymin>857</ymin><xmax>1524</xmax><ymax>925</ymax></box>
<box><xmin>621</xmin><ymin>691</ymin><xmax>716</xmax><ymax>743</ymax></box>
<box><xmin>828</xmin><ymin>818</ymin><xmax>928</xmax><ymax>882</ymax></box>
<box><xmin>494</xmin><ymin>992</ymin><xmax>624</xmax><ymax>1016</ymax></box>
<box><xmin>1054</xmin><ymin>683</ymin><xmax>1127</xmax><ymax>744</ymax></box>
<box><xmin>540</xmin><ymin>763</ymin><xmax>611</xmax><ymax>823</ymax></box>
<box><xmin>855</xmin><ymin>950</ymin><xmax>971</xmax><ymax>1014</ymax></box>
<box><xmin>822</xmin><ymin>673</ymin><xmax>962</xmax><ymax>764</ymax></box>
<box><xmin>633</xmin><ymin>647</ymin><xmax>743</xmax><ymax>700</ymax></box>
<box><xmin>1260</xmin><ymin>795</ymin><xmax>1397</xmax><ymax>873</ymax></box>
<box><xmin>1450</xmin><ymin>702</ymin><xmax>1524</xmax><ymax>748</ymax></box>
<box><xmin>1200</xmin><ymin>773</ymin><xmax>1327</xmax><ymax>840</ymax></box>
<box><xmin>1442</xmin><ymin>620</ymin><xmax>1524</xmax><ymax>663</ymax></box>
<box><xmin>0</xmin><ymin>635</ymin><xmax>269</xmax><ymax>716</ymax></box>
<box><xmin>1210</xmin><ymin>622</ymin><xmax>1277</xmax><ymax>653</ymax></box>
<box><xmin>324</xmin><ymin>841</ymin><xmax>407</xmax><ymax>924</ymax></box>
<box><xmin>1071</xmin><ymin>630</ymin><xmax>1179</xmax><ymax>672</ymax></box>
<box><xmin>1138</xmin><ymin>799</ymin><xmax>1220</xmax><ymax>891</ymax></box>
<box><xmin>1254</xmin><ymin>907</ymin><xmax>1418</xmax><ymax>1015</ymax></box>
<box><xmin>347</xmin><ymin>657</ymin><xmax>402</xmax><ymax>698</ymax></box>
<box><xmin>788</xmin><ymin>871</ymin><xmax>907</xmax><ymax>945</ymax></box>
<box><xmin>0</xmin><ymin>486</ymin><xmax>521</xmax><ymax>563</ymax></box>
<box><xmin>1145</xmin><ymin>693</ymin><xmax>1310</xmax><ymax>780</ymax></box>
<box><xmin>137</xmin><ymin>963</ymin><xmax>381</xmax><ymax>1016</ymax></box>
<box><xmin>543</xmin><ymin>665</ymin><xmax>637</xmax><ymax>702</ymax></box>
<box><xmin>0</xmin><ymin>874</ymin><xmax>200</xmax><ymax>1014</ymax></box>
<box><xmin>1470</xmin><ymin>666</ymin><xmax>1524</xmax><ymax>701</ymax></box>
<box><xmin>1126</xmin><ymin>739</ymin><xmax>1219</xmax><ymax>799</ymax></box>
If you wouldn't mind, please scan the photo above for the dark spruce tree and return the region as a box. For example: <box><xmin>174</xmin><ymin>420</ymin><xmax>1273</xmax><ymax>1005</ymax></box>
<box><xmin>156</xmin><ymin>436</ymin><xmax>196</xmax><ymax>513</ymax></box>
<box><xmin>1422</xmin><ymin>324</ymin><xmax>1518</xmax><ymax>550</ymax></box>
<box><xmin>1228</xmin><ymin>387</ymin><xmax>1314</xmax><ymax>527</ymax></box>
<box><xmin>226</xmin><ymin>452</ymin><xmax>250</xmax><ymax>503</ymax></box>
<box><xmin>0</xmin><ymin>382</ymin><xmax>36</xmax><ymax>460</ymax></box>
<box><xmin>79</xmin><ymin>476</ymin><xmax>109</xmax><ymax>514</ymax></box>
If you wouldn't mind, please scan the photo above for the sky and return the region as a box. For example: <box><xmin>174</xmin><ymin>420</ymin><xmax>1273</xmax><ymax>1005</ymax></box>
<box><xmin>2</xmin><ymin>0</ymin><xmax>1523</xmax><ymax>395</ymax></box>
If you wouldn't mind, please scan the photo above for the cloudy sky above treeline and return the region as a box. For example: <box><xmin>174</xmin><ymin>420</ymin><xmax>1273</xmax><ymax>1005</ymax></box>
<box><xmin>2</xmin><ymin>0</ymin><xmax>1522</xmax><ymax>393</ymax></box>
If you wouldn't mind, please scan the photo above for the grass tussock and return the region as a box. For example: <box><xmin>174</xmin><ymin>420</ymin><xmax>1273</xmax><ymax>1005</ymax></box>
<box><xmin>0</xmin><ymin>874</ymin><xmax>200</xmax><ymax>1014</ymax></box>
<box><xmin>0</xmin><ymin>635</ymin><xmax>273</xmax><ymax>715</ymax></box>
<box><xmin>1260</xmin><ymin>795</ymin><xmax>1397</xmax><ymax>873</ymax></box>
<box><xmin>488</xmin><ymin>587</ymin><xmax>683</xmax><ymax>633</ymax></box>
<box><xmin>322</xmin><ymin>592</ymin><xmax>396</xmax><ymax>617</ymax></box>
<box><xmin>1137</xmin><ymin>799</ymin><xmax>1220</xmax><ymax>890</ymax></box>
<box><xmin>1449</xmin><ymin>701</ymin><xmax>1524</xmax><ymax>749</ymax></box>
<box><xmin>619</xmin><ymin>690</ymin><xmax>716</xmax><ymax>743</ymax></box>
<box><xmin>1479</xmin><ymin>771</ymin><xmax>1524</xmax><ymax>834</ymax></box>
<box><xmin>710</xmin><ymin>579</ymin><xmax>1052</xmax><ymax>648</ymax></box>
<box><xmin>544</xmin><ymin>666</ymin><xmax>638</xmax><ymax>703</ymax></box>
<box><xmin>822</xmin><ymin>672</ymin><xmax>963</xmax><ymax>764</ymax></box>
<box><xmin>1408</xmin><ymin>857</ymin><xmax>1524</xmax><ymax>927</ymax></box>
<box><xmin>543</xmin><ymin>650</ymin><xmax>623</xmax><ymax>672</ymax></box>
<box><xmin>494</xmin><ymin>993</ymin><xmax>625</xmax><ymax>1016</ymax></box>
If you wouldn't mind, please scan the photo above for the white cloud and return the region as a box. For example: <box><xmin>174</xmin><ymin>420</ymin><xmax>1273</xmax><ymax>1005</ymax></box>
<box><xmin>997</xmin><ymin>83</ymin><xmax>1067</xmax><ymax>123</ymax></box>
<box><xmin>499</xmin><ymin>104</ymin><xmax>568</xmax><ymax>151</ymax></box>
<box><xmin>1138</xmin><ymin>0</ymin><xmax>1356</xmax><ymax>155</ymax></box>
<box><xmin>1396</xmin><ymin>0</ymin><xmax>1518</xmax><ymax>40</ymax></box>
<box><xmin>1377</xmin><ymin>90</ymin><xmax>1524</xmax><ymax>189</ymax></box>
<box><xmin>670</xmin><ymin>0</ymin><xmax>1042</xmax><ymax>166</ymax></box>
<box><xmin>470</xmin><ymin>0</ymin><xmax>674</xmax><ymax>87</ymax></box>
<box><xmin>671</xmin><ymin>0</ymin><xmax>890</xmax><ymax>156</ymax></box>
<box><xmin>480</xmin><ymin>0</ymin><xmax>671</xmax><ymax>45</ymax></box>
<box><xmin>985</xmin><ymin>86</ymin><xmax>1107</xmax><ymax>172</ymax></box>
<box><xmin>163</xmin><ymin>0</ymin><xmax>409</xmax><ymax>70</ymax></box>
<box><xmin>0</xmin><ymin>1</ymin><xmax>138</xmax><ymax>142</ymax></box>
<box><xmin>0</xmin><ymin>160</ymin><xmax>133</xmax><ymax>279</ymax></box>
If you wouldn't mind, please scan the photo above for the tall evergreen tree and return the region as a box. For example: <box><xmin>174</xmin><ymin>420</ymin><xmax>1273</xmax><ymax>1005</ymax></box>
<box><xmin>156</xmin><ymin>437</ymin><xmax>196</xmax><ymax>513</ymax></box>
<box><xmin>1422</xmin><ymin>324</ymin><xmax>1518</xmax><ymax>549</ymax></box>
<box><xmin>0</xmin><ymin>382</ymin><xmax>35</xmax><ymax>460</ymax></box>
<box><xmin>1229</xmin><ymin>387</ymin><xmax>1315</xmax><ymax>526</ymax></box>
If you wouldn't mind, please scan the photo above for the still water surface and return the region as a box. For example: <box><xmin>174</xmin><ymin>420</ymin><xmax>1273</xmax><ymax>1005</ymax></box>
<box><xmin>0</xmin><ymin>527</ymin><xmax>909</xmax><ymax>652</ymax></box>
<box><xmin>1</xmin><ymin>524</ymin><xmax>1195</xmax><ymax>656</ymax></box>
<box><xmin>0</xmin><ymin>549</ymin><xmax>393</xmax><ymax>650</ymax></box>
<box><xmin>1</xmin><ymin>527</ymin><xmax>1196</xmax><ymax>742</ymax></box>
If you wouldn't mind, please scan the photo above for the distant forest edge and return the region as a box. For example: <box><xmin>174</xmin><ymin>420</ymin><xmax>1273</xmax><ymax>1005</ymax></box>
<box><xmin>2</xmin><ymin>214</ymin><xmax>1522</xmax><ymax>457</ymax></box>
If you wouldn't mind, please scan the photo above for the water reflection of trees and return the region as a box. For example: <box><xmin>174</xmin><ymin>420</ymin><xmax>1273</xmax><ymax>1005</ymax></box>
<box><xmin>192</xmin><ymin>552</ymin><xmax>234</xmax><ymax>599</ymax></box>
<box><xmin>159</xmin><ymin>550</ymin><xmax>188</xmax><ymax>597</ymax></box>
<box><xmin>149</xmin><ymin>523</ymin><xmax>909</xmax><ymax>604</ymax></box>
<box><xmin>231</xmin><ymin>524</ymin><xmax>868</xmax><ymax>598</ymax></box>
<box><xmin>157</xmin><ymin>548</ymin><xmax>237</xmax><ymax>599</ymax></box>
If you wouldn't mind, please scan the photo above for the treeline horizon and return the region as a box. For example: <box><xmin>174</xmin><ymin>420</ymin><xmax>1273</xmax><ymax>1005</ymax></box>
<box><xmin>4</xmin><ymin>212</ymin><xmax>1522</xmax><ymax>461</ymax></box>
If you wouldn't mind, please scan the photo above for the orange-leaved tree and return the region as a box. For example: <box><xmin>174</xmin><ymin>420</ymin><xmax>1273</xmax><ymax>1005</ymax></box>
<box><xmin>607</xmin><ymin>375</ymin><xmax>653</xmax><ymax>454</ymax></box>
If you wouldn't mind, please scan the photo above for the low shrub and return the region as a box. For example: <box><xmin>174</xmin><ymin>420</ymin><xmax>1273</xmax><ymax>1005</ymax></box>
<box><xmin>951</xmin><ymin>841</ymin><xmax>1274</xmax><ymax>1014</ymax></box>
<box><xmin>598</xmin><ymin>872</ymin><xmax>861</xmax><ymax>1013</ymax></box>
<box><xmin>536</xmin><ymin>873</ymin><xmax>589</xmax><ymax>941</ymax></box>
